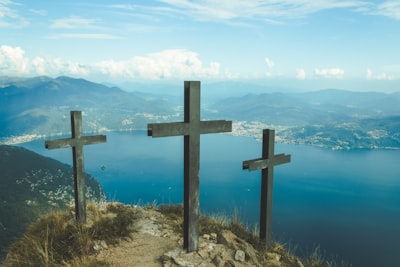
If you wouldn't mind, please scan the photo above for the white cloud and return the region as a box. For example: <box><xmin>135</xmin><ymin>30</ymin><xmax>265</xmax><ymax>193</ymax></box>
<box><xmin>366</xmin><ymin>68</ymin><xmax>395</xmax><ymax>80</ymax></box>
<box><xmin>296</xmin><ymin>68</ymin><xmax>306</xmax><ymax>80</ymax></box>
<box><xmin>0</xmin><ymin>45</ymin><xmax>29</xmax><ymax>74</ymax></box>
<box><xmin>31</xmin><ymin>56</ymin><xmax>89</xmax><ymax>76</ymax></box>
<box><xmin>366</xmin><ymin>68</ymin><xmax>373</xmax><ymax>80</ymax></box>
<box><xmin>94</xmin><ymin>49</ymin><xmax>222</xmax><ymax>80</ymax></box>
<box><xmin>265</xmin><ymin>57</ymin><xmax>274</xmax><ymax>69</ymax></box>
<box><xmin>50</xmin><ymin>16</ymin><xmax>99</xmax><ymax>29</ymax></box>
<box><xmin>31</xmin><ymin>57</ymin><xmax>46</xmax><ymax>75</ymax></box>
<box><xmin>0</xmin><ymin>45</ymin><xmax>225</xmax><ymax>80</ymax></box>
<box><xmin>314</xmin><ymin>68</ymin><xmax>344</xmax><ymax>79</ymax></box>
<box><xmin>0</xmin><ymin>45</ymin><xmax>92</xmax><ymax>77</ymax></box>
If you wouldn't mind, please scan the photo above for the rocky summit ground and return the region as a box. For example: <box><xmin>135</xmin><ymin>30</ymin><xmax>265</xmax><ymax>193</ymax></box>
<box><xmin>94</xmin><ymin>205</ymin><xmax>306</xmax><ymax>267</ymax></box>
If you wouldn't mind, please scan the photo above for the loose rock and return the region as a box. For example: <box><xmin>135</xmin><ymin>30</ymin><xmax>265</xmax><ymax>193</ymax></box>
<box><xmin>234</xmin><ymin>250</ymin><xmax>246</xmax><ymax>262</ymax></box>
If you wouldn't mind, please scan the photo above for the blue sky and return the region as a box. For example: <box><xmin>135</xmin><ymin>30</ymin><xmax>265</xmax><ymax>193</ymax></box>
<box><xmin>1</xmin><ymin>0</ymin><xmax>400</xmax><ymax>92</ymax></box>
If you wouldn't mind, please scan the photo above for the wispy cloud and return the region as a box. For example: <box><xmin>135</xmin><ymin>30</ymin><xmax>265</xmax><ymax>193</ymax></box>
<box><xmin>158</xmin><ymin>0</ymin><xmax>368</xmax><ymax>22</ymax></box>
<box><xmin>50</xmin><ymin>16</ymin><xmax>99</xmax><ymax>29</ymax></box>
<box><xmin>110</xmin><ymin>3</ymin><xmax>179</xmax><ymax>21</ymax></box>
<box><xmin>369</xmin><ymin>1</ymin><xmax>400</xmax><ymax>20</ymax></box>
<box><xmin>264</xmin><ymin>56</ymin><xmax>275</xmax><ymax>77</ymax></box>
<box><xmin>47</xmin><ymin>33</ymin><xmax>122</xmax><ymax>40</ymax></box>
<box><xmin>265</xmin><ymin>57</ymin><xmax>274</xmax><ymax>69</ymax></box>
<box><xmin>0</xmin><ymin>0</ymin><xmax>28</xmax><ymax>27</ymax></box>
<box><xmin>29</xmin><ymin>9</ymin><xmax>47</xmax><ymax>16</ymax></box>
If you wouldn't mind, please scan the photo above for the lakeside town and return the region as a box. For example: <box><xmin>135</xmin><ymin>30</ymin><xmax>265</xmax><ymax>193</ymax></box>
<box><xmin>2</xmin><ymin>117</ymin><xmax>399</xmax><ymax>151</ymax></box>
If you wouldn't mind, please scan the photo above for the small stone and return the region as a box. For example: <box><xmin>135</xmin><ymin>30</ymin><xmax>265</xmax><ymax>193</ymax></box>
<box><xmin>267</xmin><ymin>252</ymin><xmax>281</xmax><ymax>262</ymax></box>
<box><xmin>210</xmin><ymin>233</ymin><xmax>217</xmax><ymax>242</ymax></box>
<box><xmin>93</xmin><ymin>240</ymin><xmax>108</xmax><ymax>251</ymax></box>
<box><xmin>160</xmin><ymin>254</ymin><xmax>171</xmax><ymax>262</ymax></box>
<box><xmin>172</xmin><ymin>256</ymin><xmax>194</xmax><ymax>267</ymax></box>
<box><xmin>219</xmin><ymin>230</ymin><xmax>237</xmax><ymax>247</ymax></box>
<box><xmin>213</xmin><ymin>255</ymin><xmax>224</xmax><ymax>267</ymax></box>
<box><xmin>164</xmin><ymin>249</ymin><xmax>181</xmax><ymax>259</ymax></box>
<box><xmin>234</xmin><ymin>250</ymin><xmax>246</xmax><ymax>262</ymax></box>
<box><xmin>122</xmin><ymin>236</ymin><xmax>132</xmax><ymax>242</ymax></box>
<box><xmin>225</xmin><ymin>260</ymin><xmax>236</xmax><ymax>267</ymax></box>
<box><xmin>162</xmin><ymin>232</ymin><xmax>170</xmax><ymax>237</ymax></box>
<box><xmin>198</xmin><ymin>248</ymin><xmax>209</xmax><ymax>259</ymax></box>
<box><xmin>100</xmin><ymin>240</ymin><xmax>108</xmax><ymax>249</ymax></box>
<box><xmin>203</xmin><ymin>234</ymin><xmax>210</xmax><ymax>240</ymax></box>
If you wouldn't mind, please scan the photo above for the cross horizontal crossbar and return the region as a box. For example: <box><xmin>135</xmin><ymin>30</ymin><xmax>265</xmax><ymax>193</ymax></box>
<box><xmin>242</xmin><ymin>153</ymin><xmax>291</xmax><ymax>171</ymax></box>
<box><xmin>44</xmin><ymin>111</ymin><xmax>107</xmax><ymax>224</ymax></box>
<box><xmin>148</xmin><ymin>120</ymin><xmax>232</xmax><ymax>137</ymax></box>
<box><xmin>45</xmin><ymin>135</ymin><xmax>106</xmax><ymax>149</ymax></box>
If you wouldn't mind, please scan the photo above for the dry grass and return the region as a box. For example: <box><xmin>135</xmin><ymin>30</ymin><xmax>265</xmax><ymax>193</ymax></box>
<box><xmin>2</xmin><ymin>202</ymin><xmax>138</xmax><ymax>267</ymax></box>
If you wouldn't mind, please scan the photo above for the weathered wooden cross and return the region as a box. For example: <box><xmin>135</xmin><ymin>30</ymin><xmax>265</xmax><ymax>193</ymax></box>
<box><xmin>148</xmin><ymin>81</ymin><xmax>232</xmax><ymax>252</ymax></box>
<box><xmin>242</xmin><ymin>129</ymin><xmax>291</xmax><ymax>248</ymax></box>
<box><xmin>45</xmin><ymin>111</ymin><xmax>106</xmax><ymax>224</ymax></box>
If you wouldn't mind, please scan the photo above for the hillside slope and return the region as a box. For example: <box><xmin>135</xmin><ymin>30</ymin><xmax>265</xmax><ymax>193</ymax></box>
<box><xmin>0</xmin><ymin>145</ymin><xmax>104</xmax><ymax>259</ymax></box>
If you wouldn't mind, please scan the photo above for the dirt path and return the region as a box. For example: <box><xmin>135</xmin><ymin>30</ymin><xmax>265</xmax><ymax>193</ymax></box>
<box><xmin>96</xmin><ymin>232</ymin><xmax>177</xmax><ymax>266</ymax></box>
<box><xmin>96</xmin><ymin>207</ymin><xmax>180</xmax><ymax>267</ymax></box>
<box><xmin>93</xmin><ymin>206</ymin><xmax>306</xmax><ymax>267</ymax></box>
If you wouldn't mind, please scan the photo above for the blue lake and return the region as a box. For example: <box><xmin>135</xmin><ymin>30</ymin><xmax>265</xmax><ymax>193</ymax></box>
<box><xmin>21</xmin><ymin>131</ymin><xmax>400</xmax><ymax>267</ymax></box>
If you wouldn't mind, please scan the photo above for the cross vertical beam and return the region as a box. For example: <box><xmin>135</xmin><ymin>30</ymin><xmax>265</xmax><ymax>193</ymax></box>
<box><xmin>45</xmin><ymin>111</ymin><xmax>106</xmax><ymax>224</ymax></box>
<box><xmin>148</xmin><ymin>81</ymin><xmax>232</xmax><ymax>252</ymax></box>
<box><xmin>184</xmin><ymin>83</ymin><xmax>200</xmax><ymax>253</ymax></box>
<box><xmin>242</xmin><ymin>129</ymin><xmax>291</xmax><ymax>248</ymax></box>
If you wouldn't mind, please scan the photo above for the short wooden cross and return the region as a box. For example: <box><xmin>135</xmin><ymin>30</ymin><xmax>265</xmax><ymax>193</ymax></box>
<box><xmin>45</xmin><ymin>111</ymin><xmax>106</xmax><ymax>224</ymax></box>
<box><xmin>148</xmin><ymin>81</ymin><xmax>232</xmax><ymax>252</ymax></box>
<box><xmin>242</xmin><ymin>129</ymin><xmax>291</xmax><ymax>248</ymax></box>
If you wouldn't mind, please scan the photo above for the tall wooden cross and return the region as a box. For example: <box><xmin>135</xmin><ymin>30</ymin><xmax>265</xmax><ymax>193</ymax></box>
<box><xmin>45</xmin><ymin>111</ymin><xmax>106</xmax><ymax>224</ymax></box>
<box><xmin>148</xmin><ymin>81</ymin><xmax>232</xmax><ymax>252</ymax></box>
<box><xmin>242</xmin><ymin>129</ymin><xmax>291</xmax><ymax>248</ymax></box>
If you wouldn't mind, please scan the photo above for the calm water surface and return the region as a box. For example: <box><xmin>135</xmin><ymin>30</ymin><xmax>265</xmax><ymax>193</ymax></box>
<box><xmin>21</xmin><ymin>131</ymin><xmax>400</xmax><ymax>267</ymax></box>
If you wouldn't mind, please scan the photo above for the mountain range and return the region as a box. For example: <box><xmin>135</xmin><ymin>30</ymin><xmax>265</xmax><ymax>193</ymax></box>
<box><xmin>207</xmin><ymin>89</ymin><xmax>400</xmax><ymax>149</ymax></box>
<box><xmin>0</xmin><ymin>75</ymin><xmax>399</xmax><ymax>149</ymax></box>
<box><xmin>0</xmin><ymin>76</ymin><xmax>175</xmax><ymax>139</ymax></box>
<box><xmin>209</xmin><ymin>89</ymin><xmax>400</xmax><ymax>125</ymax></box>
